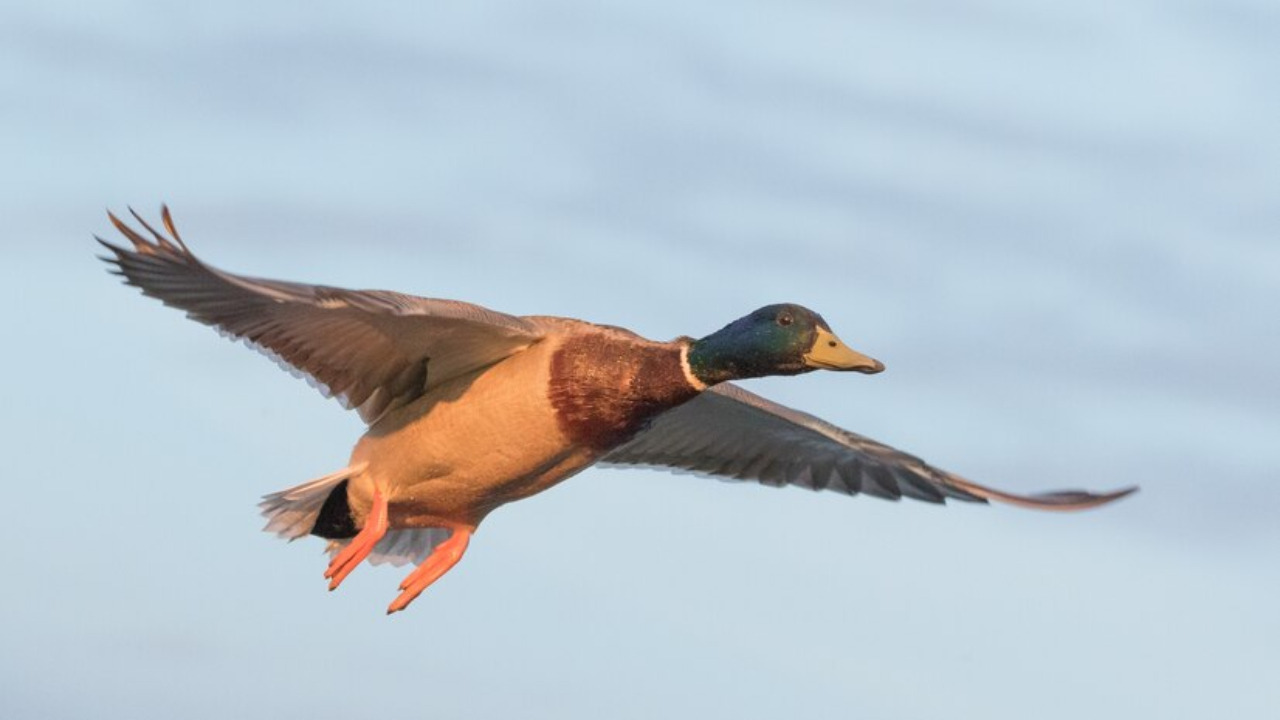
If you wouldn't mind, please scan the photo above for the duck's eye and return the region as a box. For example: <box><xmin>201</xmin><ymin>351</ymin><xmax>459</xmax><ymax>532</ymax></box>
<box><xmin>777</xmin><ymin>314</ymin><xmax>793</xmax><ymax>327</ymax></box>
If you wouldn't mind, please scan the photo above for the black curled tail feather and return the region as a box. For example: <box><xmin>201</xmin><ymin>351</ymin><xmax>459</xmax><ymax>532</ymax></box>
<box><xmin>311</xmin><ymin>479</ymin><xmax>358</xmax><ymax>539</ymax></box>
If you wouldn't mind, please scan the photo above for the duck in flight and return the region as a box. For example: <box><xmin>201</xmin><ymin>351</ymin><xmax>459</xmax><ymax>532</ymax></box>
<box><xmin>99</xmin><ymin>207</ymin><xmax>1135</xmax><ymax>614</ymax></box>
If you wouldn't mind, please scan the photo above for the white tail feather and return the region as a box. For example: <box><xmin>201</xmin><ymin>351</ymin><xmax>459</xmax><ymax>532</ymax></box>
<box><xmin>259</xmin><ymin>463</ymin><xmax>367</xmax><ymax>540</ymax></box>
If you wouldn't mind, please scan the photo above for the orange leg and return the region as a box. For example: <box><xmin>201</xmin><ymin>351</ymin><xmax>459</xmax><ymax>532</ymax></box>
<box><xmin>323</xmin><ymin>485</ymin><xmax>388</xmax><ymax>591</ymax></box>
<box><xmin>386</xmin><ymin>527</ymin><xmax>472</xmax><ymax>614</ymax></box>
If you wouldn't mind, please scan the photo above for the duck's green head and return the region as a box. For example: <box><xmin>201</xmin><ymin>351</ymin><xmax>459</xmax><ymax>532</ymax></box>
<box><xmin>687</xmin><ymin>303</ymin><xmax>883</xmax><ymax>386</ymax></box>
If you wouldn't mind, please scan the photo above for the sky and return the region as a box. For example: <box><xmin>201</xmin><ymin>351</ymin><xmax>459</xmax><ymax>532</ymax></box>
<box><xmin>2</xmin><ymin>1</ymin><xmax>1278</xmax><ymax>718</ymax></box>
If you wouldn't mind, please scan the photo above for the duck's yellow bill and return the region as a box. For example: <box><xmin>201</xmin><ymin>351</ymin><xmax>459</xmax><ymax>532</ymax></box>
<box><xmin>803</xmin><ymin>327</ymin><xmax>884</xmax><ymax>374</ymax></box>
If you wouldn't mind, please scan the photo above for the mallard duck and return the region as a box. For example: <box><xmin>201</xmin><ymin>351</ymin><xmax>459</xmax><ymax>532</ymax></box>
<box><xmin>99</xmin><ymin>207</ymin><xmax>1135</xmax><ymax>614</ymax></box>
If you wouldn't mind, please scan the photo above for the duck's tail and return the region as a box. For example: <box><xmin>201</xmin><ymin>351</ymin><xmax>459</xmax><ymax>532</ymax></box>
<box><xmin>259</xmin><ymin>463</ymin><xmax>367</xmax><ymax>541</ymax></box>
<box><xmin>259</xmin><ymin>463</ymin><xmax>448</xmax><ymax>568</ymax></box>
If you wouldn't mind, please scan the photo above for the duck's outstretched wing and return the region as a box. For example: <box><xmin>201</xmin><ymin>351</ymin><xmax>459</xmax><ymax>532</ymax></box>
<box><xmin>601</xmin><ymin>383</ymin><xmax>1136</xmax><ymax>510</ymax></box>
<box><xmin>99</xmin><ymin>207</ymin><xmax>544</xmax><ymax>424</ymax></box>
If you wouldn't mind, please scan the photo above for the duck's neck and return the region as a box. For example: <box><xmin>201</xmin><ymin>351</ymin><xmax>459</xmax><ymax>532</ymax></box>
<box><xmin>686</xmin><ymin>333</ymin><xmax>780</xmax><ymax>386</ymax></box>
<box><xmin>686</xmin><ymin>336</ymin><xmax>735</xmax><ymax>386</ymax></box>
<box><xmin>677</xmin><ymin>343</ymin><xmax>709</xmax><ymax>391</ymax></box>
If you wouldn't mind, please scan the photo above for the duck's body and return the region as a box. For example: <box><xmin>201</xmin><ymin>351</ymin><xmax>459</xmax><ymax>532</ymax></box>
<box><xmin>343</xmin><ymin>320</ymin><xmax>696</xmax><ymax>533</ymax></box>
<box><xmin>100</xmin><ymin>207</ymin><xmax>1135</xmax><ymax>614</ymax></box>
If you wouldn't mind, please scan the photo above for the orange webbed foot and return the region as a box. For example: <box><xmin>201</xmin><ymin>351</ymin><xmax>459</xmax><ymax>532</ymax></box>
<box><xmin>323</xmin><ymin>486</ymin><xmax>389</xmax><ymax>591</ymax></box>
<box><xmin>386</xmin><ymin>527</ymin><xmax>472</xmax><ymax>614</ymax></box>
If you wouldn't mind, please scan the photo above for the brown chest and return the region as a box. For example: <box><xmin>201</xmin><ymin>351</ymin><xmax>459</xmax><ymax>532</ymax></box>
<box><xmin>548</xmin><ymin>333</ymin><xmax>700</xmax><ymax>451</ymax></box>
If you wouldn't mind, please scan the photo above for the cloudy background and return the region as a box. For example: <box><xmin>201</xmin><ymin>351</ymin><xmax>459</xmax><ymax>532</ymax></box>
<box><xmin>2</xmin><ymin>1</ymin><xmax>1277</xmax><ymax>718</ymax></box>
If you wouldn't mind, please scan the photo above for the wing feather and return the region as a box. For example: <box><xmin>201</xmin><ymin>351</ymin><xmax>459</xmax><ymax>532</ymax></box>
<box><xmin>602</xmin><ymin>383</ymin><xmax>1136</xmax><ymax>511</ymax></box>
<box><xmin>100</xmin><ymin>206</ymin><xmax>544</xmax><ymax>424</ymax></box>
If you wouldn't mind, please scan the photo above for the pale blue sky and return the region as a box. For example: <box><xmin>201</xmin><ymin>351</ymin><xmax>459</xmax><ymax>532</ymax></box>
<box><xmin>2</xmin><ymin>1</ymin><xmax>1277</xmax><ymax>718</ymax></box>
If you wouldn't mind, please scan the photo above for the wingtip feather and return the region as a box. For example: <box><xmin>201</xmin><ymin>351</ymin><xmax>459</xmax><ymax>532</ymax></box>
<box><xmin>94</xmin><ymin>234</ymin><xmax>125</xmax><ymax>255</ymax></box>
<box><xmin>160</xmin><ymin>204</ymin><xmax>189</xmax><ymax>251</ymax></box>
<box><xmin>103</xmin><ymin>205</ymin><xmax>189</xmax><ymax>256</ymax></box>
<box><xmin>946</xmin><ymin>475</ymin><xmax>1139</xmax><ymax>512</ymax></box>
<box><xmin>106</xmin><ymin>209</ymin><xmax>152</xmax><ymax>251</ymax></box>
<box><xmin>128</xmin><ymin>205</ymin><xmax>175</xmax><ymax>250</ymax></box>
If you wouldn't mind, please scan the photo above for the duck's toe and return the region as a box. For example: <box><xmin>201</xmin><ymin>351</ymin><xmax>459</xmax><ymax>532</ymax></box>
<box><xmin>386</xmin><ymin>527</ymin><xmax>472</xmax><ymax>614</ymax></box>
